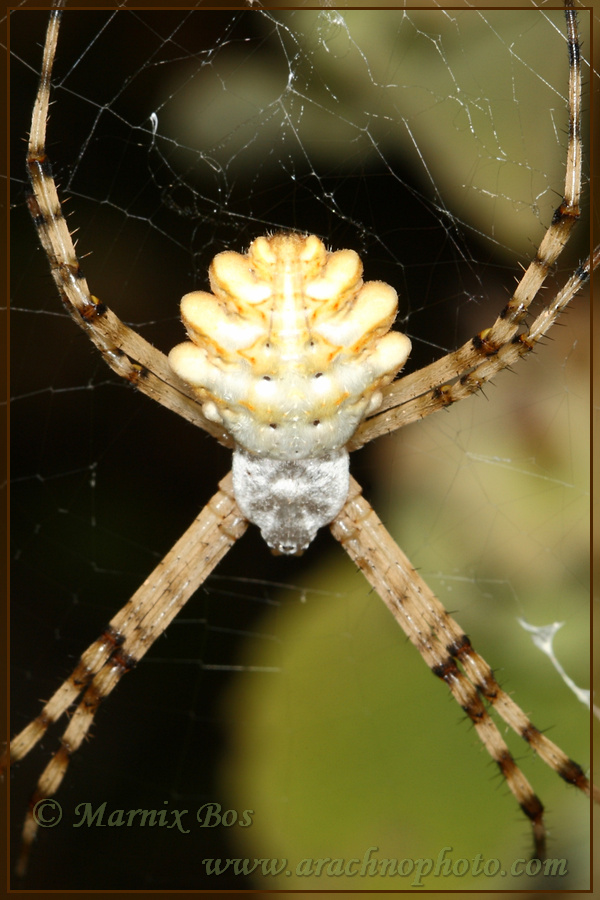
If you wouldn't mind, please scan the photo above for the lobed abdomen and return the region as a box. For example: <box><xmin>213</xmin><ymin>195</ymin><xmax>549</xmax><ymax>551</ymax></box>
<box><xmin>169</xmin><ymin>232</ymin><xmax>411</xmax><ymax>460</ymax></box>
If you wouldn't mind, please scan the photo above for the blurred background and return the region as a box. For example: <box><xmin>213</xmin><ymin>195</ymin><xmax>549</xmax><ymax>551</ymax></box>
<box><xmin>9</xmin><ymin>4</ymin><xmax>594</xmax><ymax>889</ymax></box>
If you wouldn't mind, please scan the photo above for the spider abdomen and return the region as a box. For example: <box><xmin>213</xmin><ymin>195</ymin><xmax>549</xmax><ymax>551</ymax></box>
<box><xmin>168</xmin><ymin>232</ymin><xmax>411</xmax><ymax>460</ymax></box>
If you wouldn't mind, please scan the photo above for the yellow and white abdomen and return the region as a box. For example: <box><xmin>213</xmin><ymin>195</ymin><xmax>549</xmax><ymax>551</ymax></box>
<box><xmin>169</xmin><ymin>232</ymin><xmax>410</xmax><ymax>459</ymax></box>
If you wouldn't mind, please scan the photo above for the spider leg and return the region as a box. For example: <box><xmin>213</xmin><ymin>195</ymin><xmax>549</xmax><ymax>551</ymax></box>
<box><xmin>353</xmin><ymin>1</ymin><xmax>586</xmax><ymax>450</ymax></box>
<box><xmin>331</xmin><ymin>475</ymin><xmax>593</xmax><ymax>860</ymax></box>
<box><xmin>27</xmin><ymin>9</ymin><xmax>230</xmax><ymax>445</ymax></box>
<box><xmin>5</xmin><ymin>473</ymin><xmax>246</xmax><ymax>876</ymax></box>
<box><xmin>353</xmin><ymin>245</ymin><xmax>596</xmax><ymax>447</ymax></box>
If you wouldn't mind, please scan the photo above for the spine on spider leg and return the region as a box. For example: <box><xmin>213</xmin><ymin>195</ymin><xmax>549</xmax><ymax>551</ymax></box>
<box><xmin>482</xmin><ymin>0</ymin><xmax>582</xmax><ymax>349</ymax></box>
<box><xmin>354</xmin><ymin>238</ymin><xmax>596</xmax><ymax>450</ymax></box>
<box><xmin>26</xmin><ymin>149</ymin><xmax>216</xmax><ymax>437</ymax></box>
<box><xmin>11</xmin><ymin>473</ymin><xmax>247</xmax><ymax>877</ymax></box>
<box><xmin>331</xmin><ymin>477</ymin><xmax>552</xmax><ymax>860</ymax></box>
<box><xmin>0</xmin><ymin>626</ymin><xmax>126</xmax><ymax>775</ymax></box>
<box><xmin>26</xmin><ymin>10</ymin><xmax>230</xmax><ymax>443</ymax></box>
<box><xmin>26</xmin><ymin>9</ymin><xmax>97</xmax><ymax>325</ymax></box>
<box><xmin>355</xmin><ymin>2</ymin><xmax>586</xmax><ymax>450</ymax></box>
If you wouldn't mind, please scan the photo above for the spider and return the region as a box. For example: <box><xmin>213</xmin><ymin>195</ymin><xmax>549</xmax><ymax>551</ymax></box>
<box><xmin>6</xmin><ymin>3</ymin><xmax>596</xmax><ymax>888</ymax></box>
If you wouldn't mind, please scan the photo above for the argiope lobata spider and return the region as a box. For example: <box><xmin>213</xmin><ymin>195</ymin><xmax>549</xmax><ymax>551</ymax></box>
<box><xmin>6</xmin><ymin>3</ymin><xmax>597</xmax><ymax>889</ymax></box>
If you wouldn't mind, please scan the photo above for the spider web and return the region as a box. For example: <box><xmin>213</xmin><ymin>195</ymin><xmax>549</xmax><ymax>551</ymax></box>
<box><xmin>9</xmin><ymin>5</ymin><xmax>592</xmax><ymax>890</ymax></box>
